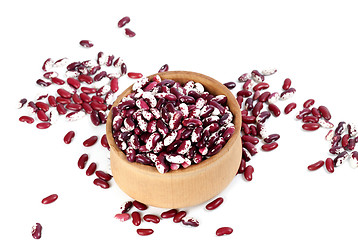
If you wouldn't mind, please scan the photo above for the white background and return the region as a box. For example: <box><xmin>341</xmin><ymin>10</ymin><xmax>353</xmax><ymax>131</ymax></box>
<box><xmin>1</xmin><ymin>0</ymin><xmax>358</xmax><ymax>239</ymax></box>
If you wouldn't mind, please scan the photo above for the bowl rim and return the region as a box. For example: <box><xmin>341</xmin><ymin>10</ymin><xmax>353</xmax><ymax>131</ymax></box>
<box><xmin>106</xmin><ymin>70</ymin><xmax>242</xmax><ymax>177</ymax></box>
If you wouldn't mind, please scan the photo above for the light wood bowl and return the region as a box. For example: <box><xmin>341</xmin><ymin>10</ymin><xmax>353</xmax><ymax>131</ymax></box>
<box><xmin>106</xmin><ymin>71</ymin><xmax>242</xmax><ymax>208</ymax></box>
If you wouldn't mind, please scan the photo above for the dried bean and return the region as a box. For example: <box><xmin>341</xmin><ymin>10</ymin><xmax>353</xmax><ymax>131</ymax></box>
<box><xmin>137</xmin><ymin>229</ymin><xmax>153</xmax><ymax>236</ymax></box>
<box><xmin>268</xmin><ymin>103</ymin><xmax>281</xmax><ymax>117</ymax></box>
<box><xmin>143</xmin><ymin>214</ymin><xmax>160</xmax><ymax>224</ymax></box>
<box><xmin>244</xmin><ymin>165</ymin><xmax>254</xmax><ymax>181</ymax></box>
<box><xmin>78</xmin><ymin>154</ymin><xmax>88</xmax><ymax>169</ymax></box>
<box><xmin>284</xmin><ymin>102</ymin><xmax>297</xmax><ymax>114</ymax></box>
<box><xmin>282</xmin><ymin>78</ymin><xmax>291</xmax><ymax>90</ymax></box>
<box><xmin>41</xmin><ymin>194</ymin><xmax>58</xmax><ymax>204</ymax></box>
<box><xmin>173</xmin><ymin>211</ymin><xmax>187</xmax><ymax>223</ymax></box>
<box><xmin>302</xmin><ymin>123</ymin><xmax>320</xmax><ymax>131</ymax></box>
<box><xmin>325</xmin><ymin>158</ymin><xmax>335</xmax><ymax>173</ymax></box>
<box><xmin>223</xmin><ymin>81</ymin><xmax>236</xmax><ymax>89</ymax></box>
<box><xmin>83</xmin><ymin>136</ymin><xmax>98</xmax><ymax>147</ymax></box>
<box><xmin>19</xmin><ymin>116</ymin><xmax>34</xmax><ymax>124</ymax></box>
<box><xmin>303</xmin><ymin>99</ymin><xmax>315</xmax><ymax>108</ymax></box>
<box><xmin>132</xmin><ymin>211</ymin><xmax>141</xmax><ymax>226</ymax></box>
<box><xmin>307</xmin><ymin>160</ymin><xmax>324</xmax><ymax>171</ymax></box>
<box><xmin>205</xmin><ymin>197</ymin><xmax>224</xmax><ymax>210</ymax></box>
<box><xmin>216</xmin><ymin>227</ymin><xmax>233</xmax><ymax>236</ymax></box>
<box><xmin>93</xmin><ymin>178</ymin><xmax>109</xmax><ymax>189</ymax></box>
<box><xmin>133</xmin><ymin>200</ymin><xmax>148</xmax><ymax>210</ymax></box>
<box><xmin>114</xmin><ymin>213</ymin><xmax>130</xmax><ymax>222</ymax></box>
<box><xmin>31</xmin><ymin>223</ymin><xmax>42</xmax><ymax>239</ymax></box>
<box><xmin>318</xmin><ymin>106</ymin><xmax>331</xmax><ymax>120</ymax></box>
<box><xmin>161</xmin><ymin>209</ymin><xmax>177</xmax><ymax>218</ymax></box>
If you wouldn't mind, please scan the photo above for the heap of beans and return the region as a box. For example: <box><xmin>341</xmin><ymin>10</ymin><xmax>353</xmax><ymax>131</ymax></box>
<box><xmin>111</xmin><ymin>76</ymin><xmax>235</xmax><ymax>173</ymax></box>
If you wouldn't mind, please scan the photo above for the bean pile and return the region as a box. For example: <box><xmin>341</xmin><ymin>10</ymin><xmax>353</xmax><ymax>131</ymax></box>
<box><xmin>111</xmin><ymin>76</ymin><xmax>235</xmax><ymax>173</ymax></box>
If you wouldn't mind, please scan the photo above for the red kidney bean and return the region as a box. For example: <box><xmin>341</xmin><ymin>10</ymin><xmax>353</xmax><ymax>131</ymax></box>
<box><xmin>252</xmin><ymin>101</ymin><xmax>263</xmax><ymax>117</ymax></box>
<box><xmin>36</xmin><ymin>122</ymin><xmax>51</xmax><ymax>129</ymax></box>
<box><xmin>143</xmin><ymin>214</ymin><xmax>160</xmax><ymax>224</ymax></box>
<box><xmin>161</xmin><ymin>209</ymin><xmax>177</xmax><ymax>218</ymax></box>
<box><xmin>35</xmin><ymin>102</ymin><xmax>50</xmax><ymax>112</ymax></box>
<box><xmin>311</xmin><ymin>107</ymin><xmax>321</xmax><ymax>118</ymax></box>
<box><xmin>258</xmin><ymin>91</ymin><xmax>270</xmax><ymax>102</ymax></box>
<box><xmin>47</xmin><ymin>97</ymin><xmax>56</xmax><ymax>107</ymax></box>
<box><xmin>79</xmin><ymin>93</ymin><xmax>91</xmax><ymax>103</ymax></box>
<box><xmin>93</xmin><ymin>178</ymin><xmax>109</xmax><ymax>189</ymax></box>
<box><xmin>19</xmin><ymin>116</ymin><xmax>34</xmax><ymax>124</ymax></box>
<box><xmin>261</xmin><ymin>142</ymin><xmax>278</xmax><ymax>151</ymax></box>
<box><xmin>56</xmin><ymin>97</ymin><xmax>71</xmax><ymax>105</ymax></box>
<box><xmin>118</xmin><ymin>16</ymin><xmax>130</xmax><ymax>28</ymax></box>
<box><xmin>302</xmin><ymin>123</ymin><xmax>320</xmax><ymax>131</ymax></box>
<box><xmin>78</xmin><ymin>154</ymin><xmax>88</xmax><ymax>169</ymax></box>
<box><xmin>236</xmin><ymin>96</ymin><xmax>243</xmax><ymax>108</ymax></box>
<box><xmin>110</xmin><ymin>78</ymin><xmax>119</xmax><ymax>92</ymax></box>
<box><xmin>296</xmin><ymin>108</ymin><xmax>311</xmax><ymax>119</ymax></box>
<box><xmin>79</xmin><ymin>40</ymin><xmax>93</xmax><ymax>48</ymax></box>
<box><xmin>205</xmin><ymin>197</ymin><xmax>224</xmax><ymax>210</ymax></box>
<box><xmin>65</xmin><ymin>103</ymin><xmax>82</xmax><ymax>111</ymax></box>
<box><xmin>264</xmin><ymin>134</ymin><xmax>280</xmax><ymax>143</ymax></box>
<box><xmin>223</xmin><ymin>81</ymin><xmax>236</xmax><ymax>89</ymax></box>
<box><xmin>303</xmin><ymin>99</ymin><xmax>315</xmax><ymax>108</ymax></box>
<box><xmin>56</xmin><ymin>103</ymin><xmax>67</xmax><ymax>115</ymax></box>
<box><xmin>36</xmin><ymin>109</ymin><xmax>48</xmax><ymax>122</ymax></box>
<box><xmin>318</xmin><ymin>106</ymin><xmax>331</xmax><ymax>120</ymax></box>
<box><xmin>83</xmin><ymin>136</ymin><xmax>98</xmax><ymax>147</ymax></box>
<box><xmin>133</xmin><ymin>200</ymin><xmax>148</xmax><ymax>211</ymax></box>
<box><xmin>86</xmin><ymin>162</ymin><xmax>97</xmax><ymax>176</ymax></box>
<box><xmin>78</xmin><ymin>75</ymin><xmax>93</xmax><ymax>84</ymax></box>
<box><xmin>244</xmin><ymin>98</ymin><xmax>253</xmax><ymax>111</ymax></box>
<box><xmin>249</xmin><ymin>125</ymin><xmax>257</xmax><ymax>136</ymax></box>
<box><xmin>128</xmin><ymin>72</ymin><xmax>143</xmax><ymax>79</ymax></box>
<box><xmin>137</xmin><ymin>229</ymin><xmax>153</xmax><ymax>236</ymax></box>
<box><xmin>132</xmin><ymin>211</ymin><xmax>141</xmax><ymax>226</ymax></box>
<box><xmin>64</xmin><ymin>131</ymin><xmax>75</xmax><ymax>144</ymax></box>
<box><xmin>244</xmin><ymin>165</ymin><xmax>254</xmax><ymax>181</ymax></box>
<box><xmin>81</xmin><ymin>87</ymin><xmax>96</xmax><ymax>94</ymax></box>
<box><xmin>238</xmin><ymin>159</ymin><xmax>246</xmax><ymax>174</ymax></box>
<box><xmin>307</xmin><ymin>160</ymin><xmax>324</xmax><ymax>171</ymax></box>
<box><xmin>282</xmin><ymin>78</ymin><xmax>291</xmax><ymax>90</ymax></box>
<box><xmin>242</xmin><ymin>148</ymin><xmax>252</xmax><ymax>162</ymax></box>
<box><xmin>284</xmin><ymin>102</ymin><xmax>297</xmax><ymax>114</ymax></box>
<box><xmin>67</xmin><ymin>61</ymin><xmax>82</xmax><ymax>71</ymax></box>
<box><xmin>173</xmin><ymin>211</ymin><xmax>187</xmax><ymax>223</ymax></box>
<box><xmin>90</xmin><ymin>111</ymin><xmax>99</xmax><ymax>126</ymax></box>
<box><xmin>41</xmin><ymin>194</ymin><xmax>58</xmax><ymax>204</ymax></box>
<box><xmin>67</xmin><ymin>77</ymin><xmax>81</xmax><ymax>89</ymax></box>
<box><xmin>253</xmin><ymin>82</ymin><xmax>269</xmax><ymax>91</ymax></box>
<box><xmin>242</xmin><ymin>115</ymin><xmax>256</xmax><ymax>124</ymax></box>
<box><xmin>100</xmin><ymin>134</ymin><xmax>109</xmax><ymax>149</ymax></box>
<box><xmin>302</xmin><ymin>116</ymin><xmax>319</xmax><ymax>123</ymax></box>
<box><xmin>114</xmin><ymin>213</ymin><xmax>130</xmax><ymax>222</ymax></box>
<box><xmin>32</xmin><ymin>223</ymin><xmax>42</xmax><ymax>239</ymax></box>
<box><xmin>95</xmin><ymin>171</ymin><xmax>112</xmax><ymax>181</ymax></box>
<box><xmin>72</xmin><ymin>93</ymin><xmax>82</xmax><ymax>104</ymax></box>
<box><xmin>237</xmin><ymin>90</ymin><xmax>252</xmax><ymax>97</ymax></box>
<box><xmin>57</xmin><ymin>88</ymin><xmax>72</xmax><ymax>99</ymax></box>
<box><xmin>325</xmin><ymin>158</ymin><xmax>334</xmax><ymax>173</ymax></box>
<box><xmin>216</xmin><ymin>227</ymin><xmax>233</xmax><ymax>236</ymax></box>
<box><xmin>268</xmin><ymin>103</ymin><xmax>281</xmax><ymax>117</ymax></box>
<box><xmin>51</xmin><ymin>77</ymin><xmax>65</xmax><ymax>85</ymax></box>
<box><xmin>241</xmin><ymin>122</ymin><xmax>250</xmax><ymax>135</ymax></box>
<box><xmin>242</xmin><ymin>135</ymin><xmax>259</xmax><ymax>145</ymax></box>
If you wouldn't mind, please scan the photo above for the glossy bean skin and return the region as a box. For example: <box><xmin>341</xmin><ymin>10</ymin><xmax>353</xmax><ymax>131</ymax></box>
<box><xmin>133</xmin><ymin>200</ymin><xmax>148</xmax><ymax>210</ymax></box>
<box><xmin>78</xmin><ymin>154</ymin><xmax>88</xmax><ymax>169</ymax></box>
<box><xmin>41</xmin><ymin>194</ymin><xmax>58</xmax><ymax>204</ymax></box>
<box><xmin>307</xmin><ymin>160</ymin><xmax>324</xmax><ymax>171</ymax></box>
<box><xmin>173</xmin><ymin>211</ymin><xmax>187</xmax><ymax>223</ymax></box>
<box><xmin>205</xmin><ymin>197</ymin><xmax>224</xmax><ymax>210</ymax></box>
<box><xmin>64</xmin><ymin>131</ymin><xmax>75</xmax><ymax>144</ymax></box>
<box><xmin>263</xmin><ymin>134</ymin><xmax>280</xmax><ymax>143</ymax></box>
<box><xmin>282</xmin><ymin>78</ymin><xmax>291</xmax><ymax>90</ymax></box>
<box><xmin>118</xmin><ymin>16</ymin><xmax>130</xmax><ymax>28</ymax></box>
<box><xmin>83</xmin><ymin>136</ymin><xmax>98</xmax><ymax>147</ymax></box>
<box><xmin>244</xmin><ymin>165</ymin><xmax>254</xmax><ymax>181</ymax></box>
<box><xmin>302</xmin><ymin>123</ymin><xmax>320</xmax><ymax>131</ymax></box>
<box><xmin>132</xmin><ymin>211</ymin><xmax>141</xmax><ymax>226</ymax></box>
<box><xmin>242</xmin><ymin>135</ymin><xmax>259</xmax><ymax>145</ymax></box>
<box><xmin>136</xmin><ymin>229</ymin><xmax>154</xmax><ymax>236</ymax></box>
<box><xmin>284</xmin><ymin>102</ymin><xmax>296</xmax><ymax>114</ymax></box>
<box><xmin>223</xmin><ymin>82</ymin><xmax>236</xmax><ymax>89</ymax></box>
<box><xmin>95</xmin><ymin>171</ymin><xmax>112</xmax><ymax>181</ymax></box>
<box><xmin>143</xmin><ymin>214</ymin><xmax>160</xmax><ymax>224</ymax></box>
<box><xmin>31</xmin><ymin>223</ymin><xmax>42</xmax><ymax>239</ymax></box>
<box><xmin>161</xmin><ymin>209</ymin><xmax>177</xmax><ymax>218</ymax></box>
<box><xmin>261</xmin><ymin>142</ymin><xmax>278</xmax><ymax>151</ymax></box>
<box><xmin>325</xmin><ymin>158</ymin><xmax>334</xmax><ymax>173</ymax></box>
<box><xmin>19</xmin><ymin>116</ymin><xmax>34</xmax><ymax>124</ymax></box>
<box><xmin>318</xmin><ymin>106</ymin><xmax>331</xmax><ymax>120</ymax></box>
<box><xmin>216</xmin><ymin>227</ymin><xmax>233</xmax><ymax>236</ymax></box>
<box><xmin>303</xmin><ymin>99</ymin><xmax>315</xmax><ymax>108</ymax></box>
<box><xmin>86</xmin><ymin>162</ymin><xmax>97</xmax><ymax>176</ymax></box>
<box><xmin>93</xmin><ymin>178</ymin><xmax>109</xmax><ymax>189</ymax></box>
<box><xmin>268</xmin><ymin>103</ymin><xmax>281</xmax><ymax>117</ymax></box>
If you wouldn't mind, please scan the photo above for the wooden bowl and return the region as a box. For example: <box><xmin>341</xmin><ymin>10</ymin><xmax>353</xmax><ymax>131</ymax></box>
<box><xmin>106</xmin><ymin>71</ymin><xmax>242</xmax><ymax>208</ymax></box>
